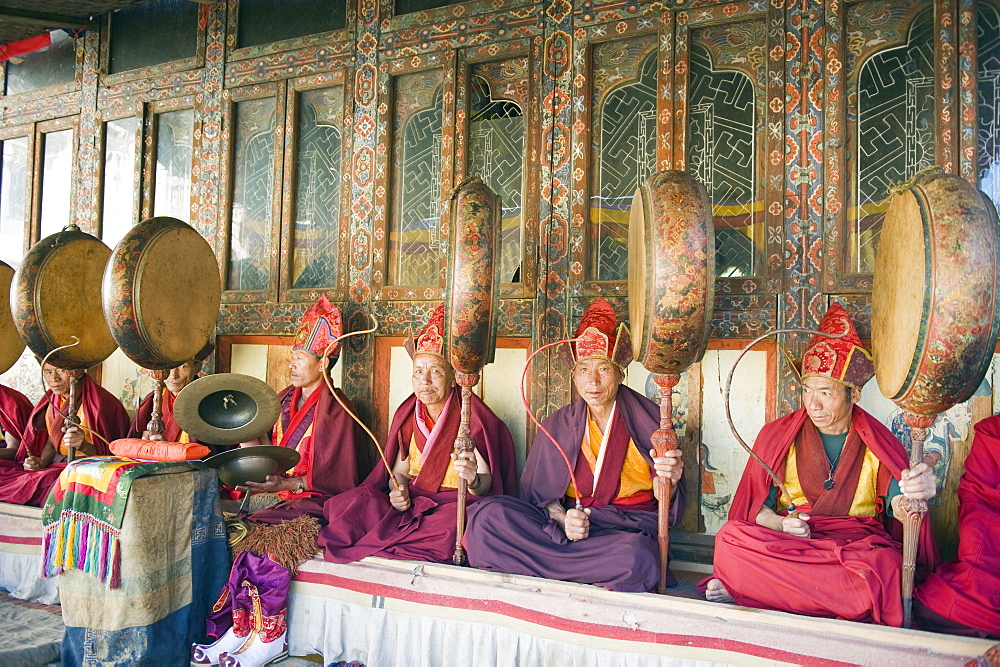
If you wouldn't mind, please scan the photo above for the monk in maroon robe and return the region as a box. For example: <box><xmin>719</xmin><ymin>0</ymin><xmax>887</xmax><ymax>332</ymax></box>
<box><xmin>0</xmin><ymin>364</ymin><xmax>129</xmax><ymax>506</ymax></box>
<box><xmin>318</xmin><ymin>304</ymin><xmax>516</xmax><ymax>564</ymax></box>
<box><xmin>194</xmin><ymin>296</ymin><xmax>370</xmax><ymax>666</ymax></box>
<box><xmin>463</xmin><ymin>298</ymin><xmax>685</xmax><ymax>593</ymax></box>
<box><xmin>240</xmin><ymin>295</ymin><xmax>369</xmax><ymax>523</ymax></box>
<box><xmin>0</xmin><ymin>383</ymin><xmax>32</xmax><ymax>454</ymax></box>
<box><xmin>702</xmin><ymin>303</ymin><xmax>939</xmax><ymax>627</ymax></box>
<box><xmin>915</xmin><ymin>414</ymin><xmax>1000</xmax><ymax>638</ymax></box>
<box><xmin>128</xmin><ymin>344</ymin><xmax>212</xmax><ymax>444</ymax></box>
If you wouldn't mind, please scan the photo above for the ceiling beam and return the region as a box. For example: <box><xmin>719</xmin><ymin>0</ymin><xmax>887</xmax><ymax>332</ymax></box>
<box><xmin>0</xmin><ymin>8</ymin><xmax>88</xmax><ymax>30</ymax></box>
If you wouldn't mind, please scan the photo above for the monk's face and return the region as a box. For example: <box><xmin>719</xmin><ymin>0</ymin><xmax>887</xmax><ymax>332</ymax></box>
<box><xmin>572</xmin><ymin>357</ymin><xmax>623</xmax><ymax>411</ymax></box>
<box><xmin>165</xmin><ymin>361</ymin><xmax>199</xmax><ymax>396</ymax></box>
<box><xmin>289</xmin><ymin>350</ymin><xmax>325</xmax><ymax>390</ymax></box>
<box><xmin>42</xmin><ymin>364</ymin><xmax>73</xmax><ymax>396</ymax></box>
<box><xmin>411</xmin><ymin>353</ymin><xmax>455</xmax><ymax>410</ymax></box>
<box><xmin>801</xmin><ymin>376</ymin><xmax>859</xmax><ymax>435</ymax></box>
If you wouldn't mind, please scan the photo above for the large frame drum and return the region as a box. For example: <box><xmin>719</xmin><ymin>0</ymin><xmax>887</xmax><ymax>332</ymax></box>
<box><xmin>872</xmin><ymin>170</ymin><xmax>1000</xmax><ymax>416</ymax></box>
<box><xmin>12</xmin><ymin>227</ymin><xmax>117</xmax><ymax>369</ymax></box>
<box><xmin>103</xmin><ymin>216</ymin><xmax>222</xmax><ymax>370</ymax></box>
<box><xmin>0</xmin><ymin>261</ymin><xmax>25</xmax><ymax>375</ymax></box>
<box><xmin>444</xmin><ymin>178</ymin><xmax>502</xmax><ymax>375</ymax></box>
<box><xmin>872</xmin><ymin>169</ymin><xmax>1000</xmax><ymax>628</ymax></box>
<box><xmin>628</xmin><ymin>171</ymin><xmax>715</xmax><ymax>376</ymax></box>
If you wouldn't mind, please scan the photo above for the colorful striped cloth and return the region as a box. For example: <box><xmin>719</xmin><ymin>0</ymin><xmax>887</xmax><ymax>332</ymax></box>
<box><xmin>41</xmin><ymin>456</ymin><xmax>202</xmax><ymax>588</ymax></box>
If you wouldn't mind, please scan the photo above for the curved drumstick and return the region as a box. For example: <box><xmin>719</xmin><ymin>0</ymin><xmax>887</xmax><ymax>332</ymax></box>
<box><xmin>318</xmin><ymin>315</ymin><xmax>401</xmax><ymax>491</ymax></box>
<box><xmin>723</xmin><ymin>327</ymin><xmax>847</xmax><ymax>515</ymax></box>
<box><xmin>520</xmin><ymin>338</ymin><xmax>585</xmax><ymax>510</ymax></box>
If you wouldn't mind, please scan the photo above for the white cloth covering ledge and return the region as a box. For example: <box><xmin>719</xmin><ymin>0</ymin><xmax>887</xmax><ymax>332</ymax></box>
<box><xmin>0</xmin><ymin>502</ymin><xmax>59</xmax><ymax>604</ymax></box>
<box><xmin>286</xmin><ymin>556</ymin><xmax>996</xmax><ymax>667</ymax></box>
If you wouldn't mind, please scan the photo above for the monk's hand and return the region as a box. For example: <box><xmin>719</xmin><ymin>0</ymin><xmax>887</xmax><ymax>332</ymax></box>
<box><xmin>898</xmin><ymin>461</ymin><xmax>937</xmax><ymax>501</ymax></box>
<box><xmin>450</xmin><ymin>451</ymin><xmax>478</xmax><ymax>485</ymax></box>
<box><xmin>389</xmin><ymin>480</ymin><xmax>411</xmax><ymax>512</ymax></box>
<box><xmin>22</xmin><ymin>455</ymin><xmax>46</xmax><ymax>471</ymax></box>
<box><xmin>779</xmin><ymin>512</ymin><xmax>811</xmax><ymax>538</ymax></box>
<box><xmin>243</xmin><ymin>474</ymin><xmax>298</xmax><ymax>494</ymax></box>
<box><xmin>62</xmin><ymin>425</ymin><xmax>84</xmax><ymax>451</ymax></box>
<box><xmin>650</xmin><ymin>448</ymin><xmax>684</xmax><ymax>484</ymax></box>
<box><xmin>563</xmin><ymin>507</ymin><xmax>591</xmax><ymax>541</ymax></box>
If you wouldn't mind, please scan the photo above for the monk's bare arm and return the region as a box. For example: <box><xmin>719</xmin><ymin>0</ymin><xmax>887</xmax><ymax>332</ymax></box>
<box><xmin>755</xmin><ymin>505</ymin><xmax>811</xmax><ymax>538</ymax></box>
<box><xmin>0</xmin><ymin>432</ymin><xmax>17</xmax><ymax>458</ymax></box>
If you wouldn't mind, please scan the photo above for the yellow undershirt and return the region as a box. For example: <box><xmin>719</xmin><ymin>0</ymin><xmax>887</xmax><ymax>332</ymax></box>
<box><xmin>407</xmin><ymin>434</ymin><xmax>461</xmax><ymax>489</ymax></box>
<box><xmin>778</xmin><ymin>443</ymin><xmax>881</xmax><ymax>516</ymax></box>
<box><xmin>566</xmin><ymin>413</ymin><xmax>652</xmax><ymax>500</ymax></box>
<box><xmin>45</xmin><ymin>404</ymin><xmax>92</xmax><ymax>457</ymax></box>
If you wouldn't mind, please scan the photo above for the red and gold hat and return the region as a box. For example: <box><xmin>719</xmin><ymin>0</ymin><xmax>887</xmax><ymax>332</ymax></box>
<box><xmin>292</xmin><ymin>294</ymin><xmax>343</xmax><ymax>358</ymax></box>
<box><xmin>568</xmin><ymin>297</ymin><xmax>633</xmax><ymax>370</ymax></box>
<box><xmin>405</xmin><ymin>303</ymin><xmax>446</xmax><ymax>359</ymax></box>
<box><xmin>801</xmin><ymin>302</ymin><xmax>874</xmax><ymax>389</ymax></box>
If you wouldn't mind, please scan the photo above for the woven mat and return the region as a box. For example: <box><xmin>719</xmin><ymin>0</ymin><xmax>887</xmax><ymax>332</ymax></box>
<box><xmin>0</xmin><ymin>589</ymin><xmax>62</xmax><ymax>666</ymax></box>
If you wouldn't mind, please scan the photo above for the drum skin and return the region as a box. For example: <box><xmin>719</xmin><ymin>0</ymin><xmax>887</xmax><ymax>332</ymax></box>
<box><xmin>103</xmin><ymin>216</ymin><xmax>222</xmax><ymax>370</ymax></box>
<box><xmin>872</xmin><ymin>170</ymin><xmax>1000</xmax><ymax>416</ymax></box>
<box><xmin>445</xmin><ymin>179</ymin><xmax>501</xmax><ymax>375</ymax></box>
<box><xmin>0</xmin><ymin>261</ymin><xmax>25</xmax><ymax>375</ymax></box>
<box><xmin>628</xmin><ymin>171</ymin><xmax>715</xmax><ymax>376</ymax></box>
<box><xmin>12</xmin><ymin>228</ymin><xmax>117</xmax><ymax>369</ymax></box>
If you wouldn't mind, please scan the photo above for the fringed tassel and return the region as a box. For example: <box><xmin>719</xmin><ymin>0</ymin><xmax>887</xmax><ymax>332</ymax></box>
<box><xmin>41</xmin><ymin>510</ymin><xmax>122</xmax><ymax>588</ymax></box>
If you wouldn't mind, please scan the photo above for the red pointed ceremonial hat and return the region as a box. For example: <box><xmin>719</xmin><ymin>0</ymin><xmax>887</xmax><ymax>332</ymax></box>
<box><xmin>570</xmin><ymin>297</ymin><xmax>633</xmax><ymax>370</ymax></box>
<box><xmin>405</xmin><ymin>303</ymin><xmax>446</xmax><ymax>359</ymax></box>
<box><xmin>292</xmin><ymin>294</ymin><xmax>343</xmax><ymax>358</ymax></box>
<box><xmin>801</xmin><ymin>301</ymin><xmax>874</xmax><ymax>389</ymax></box>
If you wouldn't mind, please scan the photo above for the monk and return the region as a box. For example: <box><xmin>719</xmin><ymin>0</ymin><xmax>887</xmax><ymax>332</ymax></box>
<box><xmin>0</xmin><ymin>382</ymin><xmax>32</xmax><ymax>455</ymax></box>
<box><xmin>914</xmin><ymin>414</ymin><xmax>1000</xmax><ymax>638</ymax></box>
<box><xmin>463</xmin><ymin>297</ymin><xmax>686</xmax><ymax>593</ymax></box>
<box><xmin>193</xmin><ymin>296</ymin><xmax>370</xmax><ymax>666</ymax></box>
<box><xmin>702</xmin><ymin>302</ymin><xmax>939</xmax><ymax>627</ymax></box>
<box><xmin>240</xmin><ymin>295</ymin><xmax>369</xmax><ymax>522</ymax></box>
<box><xmin>318</xmin><ymin>303</ymin><xmax>517</xmax><ymax>564</ymax></box>
<box><xmin>0</xmin><ymin>363</ymin><xmax>129</xmax><ymax>506</ymax></box>
<box><xmin>127</xmin><ymin>343</ymin><xmax>212</xmax><ymax>443</ymax></box>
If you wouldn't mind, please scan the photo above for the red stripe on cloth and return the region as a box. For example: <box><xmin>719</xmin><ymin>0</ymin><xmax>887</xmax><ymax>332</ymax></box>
<box><xmin>0</xmin><ymin>534</ymin><xmax>41</xmax><ymax>545</ymax></box>
<box><xmin>0</xmin><ymin>34</ymin><xmax>52</xmax><ymax>62</ymax></box>
<box><xmin>293</xmin><ymin>570</ymin><xmax>854</xmax><ymax>666</ymax></box>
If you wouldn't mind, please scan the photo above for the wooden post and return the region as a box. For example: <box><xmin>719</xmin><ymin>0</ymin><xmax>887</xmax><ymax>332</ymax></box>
<box><xmin>145</xmin><ymin>368</ymin><xmax>170</xmax><ymax>440</ymax></box>
<box><xmin>650</xmin><ymin>373</ymin><xmax>680</xmax><ymax>594</ymax></box>
<box><xmin>900</xmin><ymin>410</ymin><xmax>935</xmax><ymax>628</ymax></box>
<box><xmin>452</xmin><ymin>371</ymin><xmax>479</xmax><ymax>565</ymax></box>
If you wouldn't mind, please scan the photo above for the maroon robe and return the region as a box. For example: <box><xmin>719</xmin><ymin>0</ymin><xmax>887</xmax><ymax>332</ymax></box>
<box><xmin>464</xmin><ymin>385</ymin><xmax>686</xmax><ymax>592</ymax></box>
<box><xmin>318</xmin><ymin>386</ymin><xmax>516</xmax><ymax>564</ymax></box>
<box><xmin>915</xmin><ymin>415</ymin><xmax>1000</xmax><ymax>638</ymax></box>
<box><xmin>0</xmin><ymin>375</ymin><xmax>129</xmax><ymax>506</ymax></box>
<box><xmin>250</xmin><ymin>383</ymin><xmax>371</xmax><ymax>524</ymax></box>
<box><xmin>127</xmin><ymin>388</ymin><xmax>188</xmax><ymax>442</ymax></box>
<box><xmin>0</xmin><ymin>383</ymin><xmax>32</xmax><ymax>442</ymax></box>
<box><xmin>706</xmin><ymin>406</ymin><xmax>939</xmax><ymax>627</ymax></box>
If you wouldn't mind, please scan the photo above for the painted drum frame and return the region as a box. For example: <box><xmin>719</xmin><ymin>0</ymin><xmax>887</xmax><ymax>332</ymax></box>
<box><xmin>0</xmin><ymin>261</ymin><xmax>25</xmax><ymax>375</ymax></box>
<box><xmin>628</xmin><ymin>171</ymin><xmax>715</xmax><ymax>376</ymax></box>
<box><xmin>444</xmin><ymin>179</ymin><xmax>502</xmax><ymax>375</ymax></box>
<box><xmin>102</xmin><ymin>216</ymin><xmax>222</xmax><ymax>371</ymax></box>
<box><xmin>12</xmin><ymin>227</ymin><xmax>117</xmax><ymax>370</ymax></box>
<box><xmin>872</xmin><ymin>170</ymin><xmax>1000</xmax><ymax>417</ymax></box>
